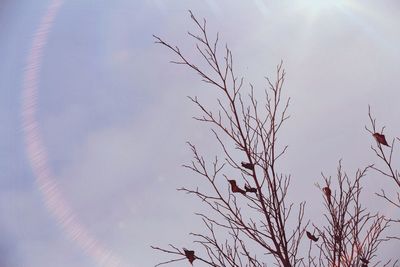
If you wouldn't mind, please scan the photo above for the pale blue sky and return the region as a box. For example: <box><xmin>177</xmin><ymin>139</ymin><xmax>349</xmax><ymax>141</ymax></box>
<box><xmin>2</xmin><ymin>1</ymin><xmax>400</xmax><ymax>266</ymax></box>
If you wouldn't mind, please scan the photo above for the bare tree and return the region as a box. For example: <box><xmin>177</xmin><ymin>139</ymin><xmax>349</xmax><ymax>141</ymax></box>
<box><xmin>151</xmin><ymin>11</ymin><xmax>392</xmax><ymax>267</ymax></box>
<box><xmin>366</xmin><ymin>106</ymin><xmax>400</xmax><ymax>252</ymax></box>
<box><xmin>308</xmin><ymin>162</ymin><xmax>391</xmax><ymax>267</ymax></box>
<box><xmin>366</xmin><ymin>106</ymin><xmax>400</xmax><ymax>210</ymax></box>
<box><xmin>152</xmin><ymin>10</ymin><xmax>306</xmax><ymax>267</ymax></box>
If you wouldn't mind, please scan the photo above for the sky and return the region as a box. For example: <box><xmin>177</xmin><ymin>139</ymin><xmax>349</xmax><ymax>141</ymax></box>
<box><xmin>1</xmin><ymin>0</ymin><xmax>400</xmax><ymax>266</ymax></box>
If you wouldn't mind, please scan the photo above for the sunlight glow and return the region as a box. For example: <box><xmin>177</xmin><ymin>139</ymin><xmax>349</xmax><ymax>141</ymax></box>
<box><xmin>300</xmin><ymin>0</ymin><xmax>350</xmax><ymax>11</ymax></box>
<box><xmin>296</xmin><ymin>0</ymin><xmax>355</xmax><ymax>21</ymax></box>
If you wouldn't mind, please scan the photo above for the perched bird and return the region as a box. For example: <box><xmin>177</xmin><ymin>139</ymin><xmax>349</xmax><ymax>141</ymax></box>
<box><xmin>183</xmin><ymin>248</ymin><xmax>196</xmax><ymax>265</ymax></box>
<box><xmin>306</xmin><ymin>231</ymin><xmax>319</xmax><ymax>242</ymax></box>
<box><xmin>360</xmin><ymin>257</ymin><xmax>369</xmax><ymax>267</ymax></box>
<box><xmin>322</xmin><ymin>186</ymin><xmax>332</xmax><ymax>205</ymax></box>
<box><xmin>245</xmin><ymin>184</ymin><xmax>257</xmax><ymax>193</ymax></box>
<box><xmin>228</xmin><ymin>180</ymin><xmax>246</xmax><ymax>195</ymax></box>
<box><xmin>241</xmin><ymin>161</ymin><xmax>254</xmax><ymax>170</ymax></box>
<box><xmin>373</xmin><ymin>133</ymin><xmax>390</xmax><ymax>147</ymax></box>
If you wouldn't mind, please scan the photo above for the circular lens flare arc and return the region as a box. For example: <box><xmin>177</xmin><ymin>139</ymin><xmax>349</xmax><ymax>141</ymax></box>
<box><xmin>21</xmin><ymin>1</ymin><xmax>128</xmax><ymax>266</ymax></box>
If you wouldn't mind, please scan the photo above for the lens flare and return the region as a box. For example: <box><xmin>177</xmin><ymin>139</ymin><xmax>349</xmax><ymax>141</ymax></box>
<box><xmin>21</xmin><ymin>1</ymin><xmax>129</xmax><ymax>266</ymax></box>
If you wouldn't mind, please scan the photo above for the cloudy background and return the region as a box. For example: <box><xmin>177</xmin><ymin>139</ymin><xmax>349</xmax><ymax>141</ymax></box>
<box><xmin>1</xmin><ymin>0</ymin><xmax>400</xmax><ymax>266</ymax></box>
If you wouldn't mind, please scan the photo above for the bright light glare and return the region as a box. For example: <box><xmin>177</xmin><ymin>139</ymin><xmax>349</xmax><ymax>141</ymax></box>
<box><xmin>296</xmin><ymin>0</ymin><xmax>352</xmax><ymax>18</ymax></box>
<box><xmin>301</xmin><ymin>0</ymin><xmax>349</xmax><ymax>9</ymax></box>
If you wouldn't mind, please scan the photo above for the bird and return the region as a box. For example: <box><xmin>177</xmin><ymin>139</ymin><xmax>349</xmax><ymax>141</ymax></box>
<box><xmin>306</xmin><ymin>231</ymin><xmax>319</xmax><ymax>242</ymax></box>
<box><xmin>360</xmin><ymin>257</ymin><xmax>369</xmax><ymax>267</ymax></box>
<box><xmin>244</xmin><ymin>184</ymin><xmax>257</xmax><ymax>193</ymax></box>
<box><xmin>183</xmin><ymin>248</ymin><xmax>196</xmax><ymax>265</ymax></box>
<box><xmin>228</xmin><ymin>180</ymin><xmax>246</xmax><ymax>195</ymax></box>
<box><xmin>241</xmin><ymin>161</ymin><xmax>254</xmax><ymax>170</ymax></box>
<box><xmin>373</xmin><ymin>133</ymin><xmax>390</xmax><ymax>147</ymax></box>
<box><xmin>322</xmin><ymin>186</ymin><xmax>332</xmax><ymax>205</ymax></box>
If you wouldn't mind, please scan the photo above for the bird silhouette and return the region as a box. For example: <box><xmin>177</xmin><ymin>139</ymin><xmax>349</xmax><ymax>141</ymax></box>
<box><xmin>241</xmin><ymin>161</ymin><xmax>254</xmax><ymax>170</ymax></box>
<box><xmin>306</xmin><ymin>231</ymin><xmax>319</xmax><ymax>242</ymax></box>
<box><xmin>360</xmin><ymin>257</ymin><xmax>369</xmax><ymax>267</ymax></box>
<box><xmin>183</xmin><ymin>248</ymin><xmax>195</xmax><ymax>265</ymax></box>
<box><xmin>322</xmin><ymin>186</ymin><xmax>332</xmax><ymax>205</ymax></box>
<box><xmin>244</xmin><ymin>184</ymin><xmax>257</xmax><ymax>193</ymax></box>
<box><xmin>228</xmin><ymin>180</ymin><xmax>246</xmax><ymax>195</ymax></box>
<box><xmin>373</xmin><ymin>133</ymin><xmax>390</xmax><ymax>147</ymax></box>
